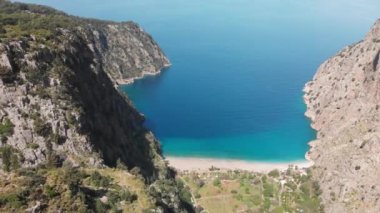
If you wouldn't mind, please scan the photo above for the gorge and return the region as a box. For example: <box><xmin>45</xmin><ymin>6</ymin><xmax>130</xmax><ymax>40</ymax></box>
<box><xmin>1</xmin><ymin>0</ymin><xmax>380</xmax><ymax>212</ymax></box>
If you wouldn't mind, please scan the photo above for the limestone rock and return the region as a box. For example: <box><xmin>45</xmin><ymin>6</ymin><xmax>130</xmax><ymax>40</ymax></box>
<box><xmin>304</xmin><ymin>19</ymin><xmax>380</xmax><ymax>212</ymax></box>
<box><xmin>0</xmin><ymin>4</ymin><xmax>170</xmax><ymax>180</ymax></box>
<box><xmin>0</xmin><ymin>45</ymin><xmax>12</xmax><ymax>76</ymax></box>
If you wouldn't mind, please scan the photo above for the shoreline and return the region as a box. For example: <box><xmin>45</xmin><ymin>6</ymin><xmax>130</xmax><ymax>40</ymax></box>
<box><xmin>116</xmin><ymin>63</ymin><xmax>171</xmax><ymax>85</ymax></box>
<box><xmin>166</xmin><ymin>156</ymin><xmax>313</xmax><ymax>173</ymax></box>
<box><xmin>121</xmin><ymin>65</ymin><xmax>317</xmax><ymax>174</ymax></box>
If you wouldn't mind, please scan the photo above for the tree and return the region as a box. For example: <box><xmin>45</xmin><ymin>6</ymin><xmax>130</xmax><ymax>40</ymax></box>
<box><xmin>268</xmin><ymin>169</ymin><xmax>280</xmax><ymax>178</ymax></box>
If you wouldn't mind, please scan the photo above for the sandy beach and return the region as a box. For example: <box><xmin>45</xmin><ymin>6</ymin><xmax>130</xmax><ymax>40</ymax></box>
<box><xmin>166</xmin><ymin>156</ymin><xmax>313</xmax><ymax>173</ymax></box>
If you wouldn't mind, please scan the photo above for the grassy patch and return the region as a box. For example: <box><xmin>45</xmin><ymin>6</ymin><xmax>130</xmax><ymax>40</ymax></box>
<box><xmin>180</xmin><ymin>167</ymin><xmax>323</xmax><ymax>213</ymax></box>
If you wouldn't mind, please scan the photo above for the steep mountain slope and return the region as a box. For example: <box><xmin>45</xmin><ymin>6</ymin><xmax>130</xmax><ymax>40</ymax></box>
<box><xmin>0</xmin><ymin>1</ymin><xmax>191</xmax><ymax>212</ymax></box>
<box><xmin>304</xmin><ymin>20</ymin><xmax>380</xmax><ymax>212</ymax></box>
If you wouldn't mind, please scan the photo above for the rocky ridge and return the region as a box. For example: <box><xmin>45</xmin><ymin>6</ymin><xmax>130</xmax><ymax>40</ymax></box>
<box><xmin>0</xmin><ymin>1</ymin><xmax>190</xmax><ymax>212</ymax></box>
<box><xmin>304</xmin><ymin>20</ymin><xmax>380</xmax><ymax>212</ymax></box>
<box><xmin>87</xmin><ymin>22</ymin><xmax>170</xmax><ymax>85</ymax></box>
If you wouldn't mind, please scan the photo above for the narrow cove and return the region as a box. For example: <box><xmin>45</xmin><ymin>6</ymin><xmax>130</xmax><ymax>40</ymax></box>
<box><xmin>21</xmin><ymin>0</ymin><xmax>380</xmax><ymax>164</ymax></box>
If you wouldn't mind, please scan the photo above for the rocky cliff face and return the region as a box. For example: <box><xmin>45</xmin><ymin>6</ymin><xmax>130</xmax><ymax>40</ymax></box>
<box><xmin>0</xmin><ymin>4</ymin><xmax>168</xmax><ymax>179</ymax></box>
<box><xmin>304</xmin><ymin>20</ymin><xmax>380</xmax><ymax>212</ymax></box>
<box><xmin>0</xmin><ymin>2</ymin><xmax>190</xmax><ymax>212</ymax></box>
<box><xmin>90</xmin><ymin>23</ymin><xmax>171</xmax><ymax>85</ymax></box>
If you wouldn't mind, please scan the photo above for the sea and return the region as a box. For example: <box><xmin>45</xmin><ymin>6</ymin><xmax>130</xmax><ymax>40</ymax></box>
<box><xmin>21</xmin><ymin>0</ymin><xmax>380</xmax><ymax>161</ymax></box>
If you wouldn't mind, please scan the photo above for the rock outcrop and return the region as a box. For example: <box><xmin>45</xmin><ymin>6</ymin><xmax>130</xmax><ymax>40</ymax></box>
<box><xmin>304</xmin><ymin>20</ymin><xmax>380</xmax><ymax>212</ymax></box>
<box><xmin>90</xmin><ymin>23</ymin><xmax>171</xmax><ymax>85</ymax></box>
<box><xmin>0</xmin><ymin>6</ymin><xmax>168</xmax><ymax>178</ymax></box>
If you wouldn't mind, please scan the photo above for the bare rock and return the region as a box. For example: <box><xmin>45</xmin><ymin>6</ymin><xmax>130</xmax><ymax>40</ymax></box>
<box><xmin>304</xmin><ymin>20</ymin><xmax>380</xmax><ymax>212</ymax></box>
<box><xmin>0</xmin><ymin>45</ymin><xmax>12</xmax><ymax>76</ymax></box>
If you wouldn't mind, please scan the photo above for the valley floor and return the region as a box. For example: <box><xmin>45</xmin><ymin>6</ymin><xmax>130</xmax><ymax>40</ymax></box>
<box><xmin>178</xmin><ymin>167</ymin><xmax>323</xmax><ymax>213</ymax></box>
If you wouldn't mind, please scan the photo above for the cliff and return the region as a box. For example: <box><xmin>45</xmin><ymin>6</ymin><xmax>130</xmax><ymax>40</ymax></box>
<box><xmin>0</xmin><ymin>1</ymin><xmax>191</xmax><ymax>212</ymax></box>
<box><xmin>304</xmin><ymin>20</ymin><xmax>380</xmax><ymax>212</ymax></box>
<box><xmin>91</xmin><ymin>22</ymin><xmax>171</xmax><ymax>85</ymax></box>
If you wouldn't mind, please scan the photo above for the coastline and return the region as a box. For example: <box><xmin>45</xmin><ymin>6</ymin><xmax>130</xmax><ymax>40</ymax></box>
<box><xmin>120</xmin><ymin>57</ymin><xmax>318</xmax><ymax>175</ymax></box>
<box><xmin>166</xmin><ymin>156</ymin><xmax>313</xmax><ymax>173</ymax></box>
<box><xmin>116</xmin><ymin>63</ymin><xmax>171</xmax><ymax>85</ymax></box>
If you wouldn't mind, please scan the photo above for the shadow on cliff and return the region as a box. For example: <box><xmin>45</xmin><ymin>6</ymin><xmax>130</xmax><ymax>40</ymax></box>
<box><xmin>61</xmin><ymin>33</ymin><xmax>165</xmax><ymax>182</ymax></box>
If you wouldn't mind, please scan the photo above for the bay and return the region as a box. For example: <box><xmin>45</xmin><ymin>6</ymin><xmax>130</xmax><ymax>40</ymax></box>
<box><xmin>20</xmin><ymin>0</ymin><xmax>380</xmax><ymax>161</ymax></box>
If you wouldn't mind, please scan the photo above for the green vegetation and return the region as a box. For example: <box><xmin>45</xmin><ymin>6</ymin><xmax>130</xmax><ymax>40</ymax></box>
<box><xmin>0</xmin><ymin>118</ymin><xmax>14</xmax><ymax>142</ymax></box>
<box><xmin>27</xmin><ymin>143</ymin><xmax>39</xmax><ymax>150</ymax></box>
<box><xmin>0</xmin><ymin>166</ymin><xmax>154</xmax><ymax>212</ymax></box>
<box><xmin>44</xmin><ymin>185</ymin><xmax>59</xmax><ymax>198</ymax></box>
<box><xmin>268</xmin><ymin>169</ymin><xmax>280</xmax><ymax>178</ymax></box>
<box><xmin>0</xmin><ymin>1</ymin><xmax>116</xmax><ymax>44</ymax></box>
<box><xmin>180</xmin><ymin>167</ymin><xmax>323</xmax><ymax>213</ymax></box>
<box><xmin>33</xmin><ymin>117</ymin><xmax>52</xmax><ymax>138</ymax></box>
<box><xmin>213</xmin><ymin>178</ymin><xmax>221</xmax><ymax>187</ymax></box>
<box><xmin>89</xmin><ymin>171</ymin><xmax>112</xmax><ymax>188</ymax></box>
<box><xmin>0</xmin><ymin>1</ymin><xmax>193</xmax><ymax>212</ymax></box>
<box><xmin>0</xmin><ymin>1</ymin><xmax>78</xmax><ymax>42</ymax></box>
<box><xmin>176</xmin><ymin>178</ymin><xmax>193</xmax><ymax>206</ymax></box>
<box><xmin>0</xmin><ymin>145</ymin><xmax>20</xmax><ymax>172</ymax></box>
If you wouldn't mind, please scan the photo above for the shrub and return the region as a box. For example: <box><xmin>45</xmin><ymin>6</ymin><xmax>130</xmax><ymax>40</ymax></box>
<box><xmin>263</xmin><ymin>198</ymin><xmax>271</xmax><ymax>211</ymax></box>
<box><xmin>90</xmin><ymin>171</ymin><xmax>112</xmax><ymax>188</ymax></box>
<box><xmin>34</xmin><ymin>86</ymin><xmax>50</xmax><ymax>99</ymax></box>
<box><xmin>261</xmin><ymin>175</ymin><xmax>267</xmax><ymax>183</ymax></box>
<box><xmin>0</xmin><ymin>145</ymin><xmax>12</xmax><ymax>172</ymax></box>
<box><xmin>245</xmin><ymin>187</ymin><xmax>250</xmax><ymax>194</ymax></box>
<box><xmin>251</xmin><ymin>194</ymin><xmax>262</xmax><ymax>206</ymax></box>
<box><xmin>27</xmin><ymin>143</ymin><xmax>39</xmax><ymax>149</ymax></box>
<box><xmin>235</xmin><ymin>194</ymin><xmax>243</xmax><ymax>201</ymax></box>
<box><xmin>179</xmin><ymin>188</ymin><xmax>192</xmax><ymax>205</ymax></box>
<box><xmin>213</xmin><ymin>178</ymin><xmax>221</xmax><ymax>187</ymax></box>
<box><xmin>10</xmin><ymin>153</ymin><xmax>20</xmax><ymax>170</ymax></box>
<box><xmin>268</xmin><ymin>169</ymin><xmax>280</xmax><ymax>178</ymax></box>
<box><xmin>105</xmin><ymin>189</ymin><xmax>138</xmax><ymax>210</ymax></box>
<box><xmin>0</xmin><ymin>145</ymin><xmax>20</xmax><ymax>172</ymax></box>
<box><xmin>0</xmin><ymin>118</ymin><xmax>14</xmax><ymax>142</ymax></box>
<box><xmin>0</xmin><ymin>192</ymin><xmax>26</xmax><ymax>208</ymax></box>
<box><xmin>285</xmin><ymin>181</ymin><xmax>297</xmax><ymax>191</ymax></box>
<box><xmin>312</xmin><ymin>181</ymin><xmax>322</xmax><ymax>196</ymax></box>
<box><xmin>24</xmin><ymin>68</ymin><xmax>47</xmax><ymax>85</ymax></box>
<box><xmin>33</xmin><ymin>117</ymin><xmax>52</xmax><ymax>137</ymax></box>
<box><xmin>51</xmin><ymin>133</ymin><xmax>64</xmax><ymax>145</ymax></box>
<box><xmin>175</xmin><ymin>178</ymin><xmax>192</xmax><ymax>205</ymax></box>
<box><xmin>300</xmin><ymin>183</ymin><xmax>310</xmax><ymax>196</ymax></box>
<box><xmin>116</xmin><ymin>158</ymin><xmax>127</xmax><ymax>170</ymax></box>
<box><xmin>119</xmin><ymin>189</ymin><xmax>138</xmax><ymax>203</ymax></box>
<box><xmin>263</xmin><ymin>183</ymin><xmax>275</xmax><ymax>198</ymax></box>
<box><xmin>62</xmin><ymin>167</ymin><xmax>85</xmax><ymax>196</ymax></box>
<box><xmin>330</xmin><ymin>191</ymin><xmax>336</xmax><ymax>201</ymax></box>
<box><xmin>44</xmin><ymin>185</ymin><xmax>59</xmax><ymax>198</ymax></box>
<box><xmin>194</xmin><ymin>192</ymin><xmax>201</xmax><ymax>199</ymax></box>
<box><xmin>65</xmin><ymin>111</ymin><xmax>76</xmax><ymax>126</ymax></box>
<box><xmin>95</xmin><ymin>199</ymin><xmax>109</xmax><ymax>213</ymax></box>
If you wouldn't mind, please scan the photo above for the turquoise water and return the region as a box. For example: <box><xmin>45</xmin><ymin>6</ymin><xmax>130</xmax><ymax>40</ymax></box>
<box><xmin>21</xmin><ymin>0</ymin><xmax>380</xmax><ymax>161</ymax></box>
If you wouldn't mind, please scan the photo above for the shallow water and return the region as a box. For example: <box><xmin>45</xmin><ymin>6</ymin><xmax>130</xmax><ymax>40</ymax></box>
<box><xmin>21</xmin><ymin>0</ymin><xmax>380</xmax><ymax>161</ymax></box>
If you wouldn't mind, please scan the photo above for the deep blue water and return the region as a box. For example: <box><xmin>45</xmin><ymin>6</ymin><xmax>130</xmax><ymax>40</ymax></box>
<box><xmin>21</xmin><ymin>0</ymin><xmax>380</xmax><ymax>161</ymax></box>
